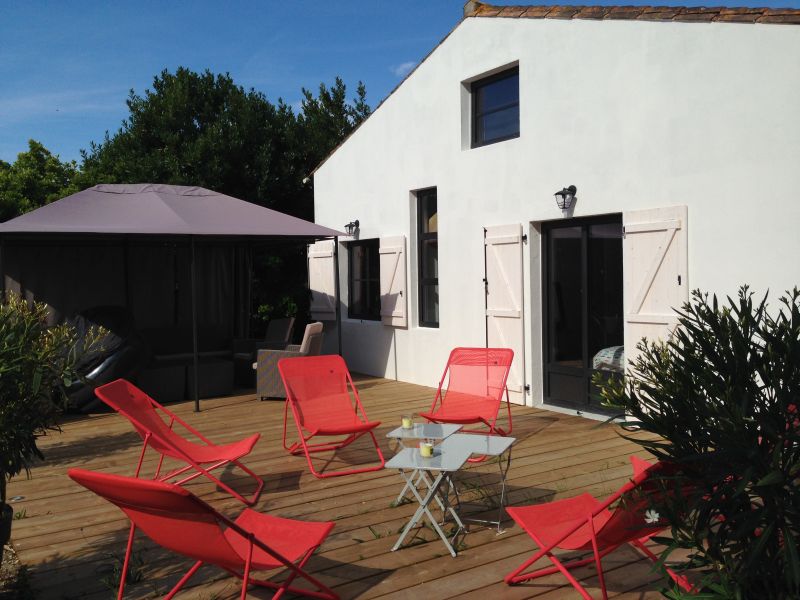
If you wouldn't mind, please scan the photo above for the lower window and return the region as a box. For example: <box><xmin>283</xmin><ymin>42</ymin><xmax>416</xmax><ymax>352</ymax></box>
<box><xmin>348</xmin><ymin>239</ymin><xmax>380</xmax><ymax>320</ymax></box>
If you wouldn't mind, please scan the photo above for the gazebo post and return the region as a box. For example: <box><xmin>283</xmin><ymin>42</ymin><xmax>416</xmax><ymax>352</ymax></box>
<box><xmin>190</xmin><ymin>236</ymin><xmax>200</xmax><ymax>412</ymax></box>
<box><xmin>334</xmin><ymin>236</ymin><xmax>342</xmax><ymax>356</ymax></box>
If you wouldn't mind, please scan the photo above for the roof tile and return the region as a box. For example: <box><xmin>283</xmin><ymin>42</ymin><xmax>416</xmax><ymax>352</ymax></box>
<box><xmin>463</xmin><ymin>2</ymin><xmax>800</xmax><ymax>25</ymax></box>
<box><xmin>574</xmin><ymin>6</ymin><xmax>611</xmax><ymax>19</ymax></box>
<box><xmin>498</xmin><ymin>6</ymin><xmax>528</xmax><ymax>17</ymax></box>
<box><xmin>545</xmin><ymin>5</ymin><xmax>582</xmax><ymax>19</ymax></box>
<box><xmin>638</xmin><ymin>7</ymin><xmax>684</xmax><ymax>21</ymax></box>
<box><xmin>758</xmin><ymin>14</ymin><xmax>800</xmax><ymax>23</ymax></box>
<box><xmin>521</xmin><ymin>6</ymin><xmax>552</xmax><ymax>17</ymax></box>
<box><xmin>604</xmin><ymin>6</ymin><xmax>647</xmax><ymax>19</ymax></box>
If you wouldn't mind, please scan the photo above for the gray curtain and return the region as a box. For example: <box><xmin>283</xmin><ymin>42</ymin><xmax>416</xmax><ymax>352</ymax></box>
<box><xmin>2</xmin><ymin>240</ymin><xmax>252</xmax><ymax>336</ymax></box>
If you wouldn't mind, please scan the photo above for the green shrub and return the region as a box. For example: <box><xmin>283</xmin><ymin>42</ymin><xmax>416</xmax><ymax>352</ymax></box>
<box><xmin>0</xmin><ymin>294</ymin><xmax>102</xmax><ymax>507</ymax></box>
<box><xmin>596</xmin><ymin>287</ymin><xmax>800</xmax><ymax>599</ymax></box>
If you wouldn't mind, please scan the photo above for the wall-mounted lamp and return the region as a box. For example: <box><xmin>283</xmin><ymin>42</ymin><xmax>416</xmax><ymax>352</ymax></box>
<box><xmin>344</xmin><ymin>219</ymin><xmax>360</xmax><ymax>236</ymax></box>
<box><xmin>554</xmin><ymin>185</ymin><xmax>577</xmax><ymax>215</ymax></box>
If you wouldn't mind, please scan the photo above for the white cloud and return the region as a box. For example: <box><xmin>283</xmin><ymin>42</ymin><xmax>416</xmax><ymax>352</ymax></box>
<box><xmin>391</xmin><ymin>61</ymin><xmax>416</xmax><ymax>78</ymax></box>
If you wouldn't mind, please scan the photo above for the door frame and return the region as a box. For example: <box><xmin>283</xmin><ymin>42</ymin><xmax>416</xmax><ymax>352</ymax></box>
<box><xmin>540</xmin><ymin>213</ymin><xmax>623</xmax><ymax>413</ymax></box>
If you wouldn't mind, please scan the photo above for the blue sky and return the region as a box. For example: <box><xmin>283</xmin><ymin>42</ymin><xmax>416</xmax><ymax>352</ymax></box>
<box><xmin>2</xmin><ymin>0</ymin><xmax>798</xmax><ymax>164</ymax></box>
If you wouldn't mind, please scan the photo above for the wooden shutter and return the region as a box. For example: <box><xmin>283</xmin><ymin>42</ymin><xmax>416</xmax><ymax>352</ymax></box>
<box><xmin>623</xmin><ymin>206</ymin><xmax>688</xmax><ymax>368</ymax></box>
<box><xmin>485</xmin><ymin>224</ymin><xmax>526</xmax><ymax>405</ymax></box>
<box><xmin>379</xmin><ymin>235</ymin><xmax>407</xmax><ymax>327</ymax></box>
<box><xmin>308</xmin><ymin>240</ymin><xmax>336</xmax><ymax>321</ymax></box>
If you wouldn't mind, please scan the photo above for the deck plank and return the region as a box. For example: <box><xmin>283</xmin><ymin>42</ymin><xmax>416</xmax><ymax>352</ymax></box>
<box><xmin>6</xmin><ymin>376</ymin><xmax>669</xmax><ymax>599</ymax></box>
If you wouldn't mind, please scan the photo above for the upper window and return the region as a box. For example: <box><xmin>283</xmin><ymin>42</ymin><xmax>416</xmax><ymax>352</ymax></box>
<box><xmin>347</xmin><ymin>239</ymin><xmax>380</xmax><ymax>320</ymax></box>
<box><xmin>417</xmin><ymin>188</ymin><xmax>439</xmax><ymax>328</ymax></box>
<box><xmin>471</xmin><ymin>67</ymin><xmax>520</xmax><ymax>148</ymax></box>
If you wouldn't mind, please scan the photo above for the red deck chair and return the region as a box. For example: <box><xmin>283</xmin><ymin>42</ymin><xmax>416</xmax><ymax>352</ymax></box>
<box><xmin>504</xmin><ymin>456</ymin><xmax>694</xmax><ymax>599</ymax></box>
<box><xmin>68</xmin><ymin>468</ymin><xmax>337</xmax><ymax>600</ymax></box>
<box><xmin>95</xmin><ymin>379</ymin><xmax>264</xmax><ymax>506</ymax></box>
<box><xmin>278</xmin><ymin>355</ymin><xmax>384</xmax><ymax>479</ymax></box>
<box><xmin>419</xmin><ymin>347</ymin><xmax>515</xmax><ymax>437</ymax></box>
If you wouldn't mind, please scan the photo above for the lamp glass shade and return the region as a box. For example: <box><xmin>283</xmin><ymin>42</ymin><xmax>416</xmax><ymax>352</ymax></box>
<box><xmin>554</xmin><ymin>186</ymin><xmax>576</xmax><ymax>211</ymax></box>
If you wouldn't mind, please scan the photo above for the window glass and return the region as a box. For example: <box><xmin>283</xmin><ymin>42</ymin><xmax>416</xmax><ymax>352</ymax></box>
<box><xmin>417</xmin><ymin>188</ymin><xmax>439</xmax><ymax>327</ymax></box>
<box><xmin>472</xmin><ymin>67</ymin><xmax>519</xmax><ymax>147</ymax></box>
<box><xmin>421</xmin><ymin>285</ymin><xmax>439</xmax><ymax>325</ymax></box>
<box><xmin>347</xmin><ymin>239</ymin><xmax>380</xmax><ymax>320</ymax></box>
<box><xmin>420</xmin><ymin>193</ymin><xmax>437</xmax><ymax>233</ymax></box>
<box><xmin>478</xmin><ymin>105</ymin><xmax>520</xmax><ymax>145</ymax></box>
<box><xmin>421</xmin><ymin>239</ymin><xmax>438</xmax><ymax>279</ymax></box>
<box><xmin>475</xmin><ymin>74</ymin><xmax>518</xmax><ymax>114</ymax></box>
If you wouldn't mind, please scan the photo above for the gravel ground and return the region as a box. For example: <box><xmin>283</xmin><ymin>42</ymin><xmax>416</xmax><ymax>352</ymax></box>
<box><xmin>0</xmin><ymin>544</ymin><xmax>33</xmax><ymax>599</ymax></box>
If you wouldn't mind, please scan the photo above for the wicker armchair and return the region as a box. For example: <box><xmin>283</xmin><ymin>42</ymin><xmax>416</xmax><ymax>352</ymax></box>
<box><xmin>233</xmin><ymin>317</ymin><xmax>296</xmax><ymax>387</ymax></box>
<box><xmin>255</xmin><ymin>322</ymin><xmax>324</xmax><ymax>400</ymax></box>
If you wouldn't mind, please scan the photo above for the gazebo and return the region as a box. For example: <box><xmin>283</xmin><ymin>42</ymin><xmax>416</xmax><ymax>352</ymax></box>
<box><xmin>0</xmin><ymin>183</ymin><xmax>345</xmax><ymax>410</ymax></box>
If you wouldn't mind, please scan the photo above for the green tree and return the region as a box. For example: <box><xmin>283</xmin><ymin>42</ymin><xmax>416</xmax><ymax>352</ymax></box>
<box><xmin>0</xmin><ymin>140</ymin><xmax>79</xmax><ymax>222</ymax></box>
<box><xmin>80</xmin><ymin>68</ymin><xmax>370</xmax><ymax>220</ymax></box>
<box><xmin>79</xmin><ymin>67</ymin><xmax>371</xmax><ymax>331</ymax></box>
<box><xmin>79</xmin><ymin>68</ymin><xmax>282</xmax><ymax>209</ymax></box>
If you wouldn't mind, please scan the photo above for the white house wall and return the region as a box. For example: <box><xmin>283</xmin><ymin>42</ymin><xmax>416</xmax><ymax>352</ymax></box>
<box><xmin>314</xmin><ymin>16</ymin><xmax>800</xmax><ymax>403</ymax></box>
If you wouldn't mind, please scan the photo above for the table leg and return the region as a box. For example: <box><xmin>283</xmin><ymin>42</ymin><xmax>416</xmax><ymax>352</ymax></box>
<box><xmin>395</xmin><ymin>469</ymin><xmax>446</xmax><ymax>512</ymax></box>
<box><xmin>452</xmin><ymin>447</ymin><xmax>512</xmax><ymax>533</ymax></box>
<box><xmin>392</xmin><ymin>470</ymin><xmax>462</xmax><ymax>557</ymax></box>
<box><xmin>495</xmin><ymin>447</ymin><xmax>512</xmax><ymax>533</ymax></box>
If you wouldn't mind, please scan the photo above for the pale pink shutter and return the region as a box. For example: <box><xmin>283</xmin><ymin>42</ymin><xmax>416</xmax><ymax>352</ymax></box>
<box><xmin>308</xmin><ymin>240</ymin><xmax>336</xmax><ymax>321</ymax></box>
<box><xmin>484</xmin><ymin>224</ymin><xmax>526</xmax><ymax>405</ymax></box>
<box><xmin>379</xmin><ymin>236</ymin><xmax>407</xmax><ymax>327</ymax></box>
<box><xmin>623</xmin><ymin>206</ymin><xmax>689</xmax><ymax>369</ymax></box>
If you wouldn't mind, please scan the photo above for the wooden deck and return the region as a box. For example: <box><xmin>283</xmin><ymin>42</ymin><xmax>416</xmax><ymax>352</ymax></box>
<box><xmin>7</xmin><ymin>376</ymin><xmax>667</xmax><ymax>599</ymax></box>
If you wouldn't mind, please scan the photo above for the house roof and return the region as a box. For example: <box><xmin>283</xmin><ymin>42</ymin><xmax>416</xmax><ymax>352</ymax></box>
<box><xmin>0</xmin><ymin>183</ymin><xmax>344</xmax><ymax>238</ymax></box>
<box><xmin>464</xmin><ymin>2</ymin><xmax>800</xmax><ymax>24</ymax></box>
<box><xmin>311</xmin><ymin>1</ymin><xmax>800</xmax><ymax>177</ymax></box>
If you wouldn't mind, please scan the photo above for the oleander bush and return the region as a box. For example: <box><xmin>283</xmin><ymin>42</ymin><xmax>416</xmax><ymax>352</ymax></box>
<box><xmin>0</xmin><ymin>294</ymin><xmax>103</xmax><ymax>509</ymax></box>
<box><xmin>596</xmin><ymin>287</ymin><xmax>800</xmax><ymax>599</ymax></box>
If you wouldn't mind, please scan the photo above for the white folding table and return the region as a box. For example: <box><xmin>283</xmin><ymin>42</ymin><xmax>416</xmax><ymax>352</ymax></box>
<box><xmin>439</xmin><ymin>433</ymin><xmax>515</xmax><ymax>533</ymax></box>
<box><xmin>386</xmin><ymin>445</ymin><xmax>471</xmax><ymax>557</ymax></box>
<box><xmin>386</xmin><ymin>423</ymin><xmax>462</xmax><ymax>506</ymax></box>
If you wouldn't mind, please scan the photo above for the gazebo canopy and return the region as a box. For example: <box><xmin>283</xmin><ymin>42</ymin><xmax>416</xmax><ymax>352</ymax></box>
<box><xmin>0</xmin><ymin>183</ymin><xmax>343</xmax><ymax>238</ymax></box>
<box><xmin>0</xmin><ymin>184</ymin><xmax>344</xmax><ymax>412</ymax></box>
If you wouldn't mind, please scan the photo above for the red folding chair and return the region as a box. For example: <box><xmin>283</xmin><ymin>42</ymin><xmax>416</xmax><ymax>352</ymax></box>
<box><xmin>95</xmin><ymin>379</ymin><xmax>264</xmax><ymax>505</ymax></box>
<box><xmin>419</xmin><ymin>347</ymin><xmax>515</xmax><ymax>437</ymax></box>
<box><xmin>504</xmin><ymin>456</ymin><xmax>694</xmax><ymax>599</ymax></box>
<box><xmin>278</xmin><ymin>355</ymin><xmax>384</xmax><ymax>479</ymax></box>
<box><xmin>68</xmin><ymin>468</ymin><xmax>338</xmax><ymax>600</ymax></box>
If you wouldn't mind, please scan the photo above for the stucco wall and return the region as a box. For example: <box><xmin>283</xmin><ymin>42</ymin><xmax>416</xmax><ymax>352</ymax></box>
<box><xmin>313</xmin><ymin>16</ymin><xmax>800</xmax><ymax>404</ymax></box>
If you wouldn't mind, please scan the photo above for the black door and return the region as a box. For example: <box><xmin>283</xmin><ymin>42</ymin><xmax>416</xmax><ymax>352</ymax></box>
<box><xmin>542</xmin><ymin>215</ymin><xmax>624</xmax><ymax>412</ymax></box>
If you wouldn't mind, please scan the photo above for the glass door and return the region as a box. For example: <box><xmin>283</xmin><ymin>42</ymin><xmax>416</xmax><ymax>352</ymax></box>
<box><xmin>542</xmin><ymin>215</ymin><xmax>623</xmax><ymax>412</ymax></box>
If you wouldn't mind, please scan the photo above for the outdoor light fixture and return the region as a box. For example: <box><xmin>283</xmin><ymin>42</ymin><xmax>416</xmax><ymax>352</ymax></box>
<box><xmin>554</xmin><ymin>185</ymin><xmax>577</xmax><ymax>214</ymax></box>
<box><xmin>344</xmin><ymin>220</ymin><xmax>360</xmax><ymax>236</ymax></box>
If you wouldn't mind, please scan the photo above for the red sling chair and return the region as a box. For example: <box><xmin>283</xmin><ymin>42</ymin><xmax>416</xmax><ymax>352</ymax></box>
<box><xmin>419</xmin><ymin>347</ymin><xmax>515</xmax><ymax>437</ymax></box>
<box><xmin>278</xmin><ymin>355</ymin><xmax>384</xmax><ymax>479</ymax></box>
<box><xmin>95</xmin><ymin>379</ymin><xmax>264</xmax><ymax>506</ymax></box>
<box><xmin>505</xmin><ymin>456</ymin><xmax>694</xmax><ymax>599</ymax></box>
<box><xmin>68</xmin><ymin>468</ymin><xmax>338</xmax><ymax>600</ymax></box>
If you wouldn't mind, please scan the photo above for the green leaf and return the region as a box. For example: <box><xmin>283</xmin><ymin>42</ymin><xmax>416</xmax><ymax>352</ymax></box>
<box><xmin>755</xmin><ymin>470</ymin><xmax>784</xmax><ymax>487</ymax></box>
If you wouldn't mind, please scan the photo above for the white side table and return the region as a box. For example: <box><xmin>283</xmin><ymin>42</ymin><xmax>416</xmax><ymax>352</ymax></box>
<box><xmin>386</xmin><ymin>445</ymin><xmax>471</xmax><ymax>557</ymax></box>
<box><xmin>439</xmin><ymin>433</ymin><xmax>515</xmax><ymax>533</ymax></box>
<box><xmin>386</xmin><ymin>423</ymin><xmax>462</xmax><ymax>506</ymax></box>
